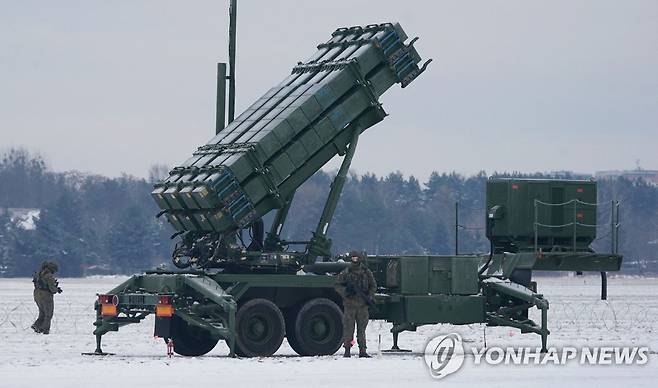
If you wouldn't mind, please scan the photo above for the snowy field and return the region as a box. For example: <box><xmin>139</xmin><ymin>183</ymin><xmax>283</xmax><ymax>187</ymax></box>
<box><xmin>1</xmin><ymin>276</ymin><xmax>656</xmax><ymax>388</ymax></box>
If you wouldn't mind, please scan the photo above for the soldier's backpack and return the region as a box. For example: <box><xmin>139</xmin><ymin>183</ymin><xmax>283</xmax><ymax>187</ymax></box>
<box><xmin>32</xmin><ymin>271</ymin><xmax>47</xmax><ymax>290</ymax></box>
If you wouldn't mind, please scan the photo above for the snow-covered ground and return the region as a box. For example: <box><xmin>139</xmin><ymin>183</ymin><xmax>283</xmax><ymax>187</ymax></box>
<box><xmin>0</xmin><ymin>276</ymin><xmax>656</xmax><ymax>387</ymax></box>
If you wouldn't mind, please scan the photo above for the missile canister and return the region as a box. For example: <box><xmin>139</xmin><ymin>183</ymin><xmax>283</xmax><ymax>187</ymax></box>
<box><xmin>152</xmin><ymin>23</ymin><xmax>429</xmax><ymax>233</ymax></box>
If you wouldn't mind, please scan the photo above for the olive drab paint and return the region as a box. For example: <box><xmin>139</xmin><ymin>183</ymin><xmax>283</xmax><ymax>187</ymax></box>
<box><xmin>151</xmin><ymin>23</ymin><xmax>431</xmax><ymax>236</ymax></box>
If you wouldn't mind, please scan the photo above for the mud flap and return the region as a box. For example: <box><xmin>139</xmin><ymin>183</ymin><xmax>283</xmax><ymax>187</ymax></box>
<box><xmin>154</xmin><ymin>317</ymin><xmax>172</xmax><ymax>338</ymax></box>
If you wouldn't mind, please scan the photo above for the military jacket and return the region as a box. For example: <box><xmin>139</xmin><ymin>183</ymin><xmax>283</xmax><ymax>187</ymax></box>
<box><xmin>335</xmin><ymin>265</ymin><xmax>377</xmax><ymax>308</ymax></box>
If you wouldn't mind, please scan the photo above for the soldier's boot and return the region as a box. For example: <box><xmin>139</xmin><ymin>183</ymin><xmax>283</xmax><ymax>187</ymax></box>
<box><xmin>359</xmin><ymin>348</ymin><xmax>371</xmax><ymax>358</ymax></box>
<box><xmin>30</xmin><ymin>324</ymin><xmax>41</xmax><ymax>333</ymax></box>
<box><xmin>343</xmin><ymin>345</ymin><xmax>351</xmax><ymax>358</ymax></box>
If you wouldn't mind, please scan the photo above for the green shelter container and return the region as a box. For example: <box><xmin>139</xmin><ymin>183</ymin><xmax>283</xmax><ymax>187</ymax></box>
<box><xmin>486</xmin><ymin>178</ymin><xmax>597</xmax><ymax>252</ymax></box>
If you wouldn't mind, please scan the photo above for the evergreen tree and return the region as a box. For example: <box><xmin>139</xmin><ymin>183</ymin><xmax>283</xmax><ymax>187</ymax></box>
<box><xmin>29</xmin><ymin>191</ymin><xmax>91</xmax><ymax>276</ymax></box>
<box><xmin>0</xmin><ymin>209</ymin><xmax>16</xmax><ymax>276</ymax></box>
<box><xmin>1</xmin><ymin>149</ymin><xmax>657</xmax><ymax>276</ymax></box>
<box><xmin>108</xmin><ymin>205</ymin><xmax>152</xmax><ymax>274</ymax></box>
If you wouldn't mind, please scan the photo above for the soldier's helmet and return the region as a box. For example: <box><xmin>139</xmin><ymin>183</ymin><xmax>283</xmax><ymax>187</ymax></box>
<box><xmin>45</xmin><ymin>261</ymin><xmax>59</xmax><ymax>273</ymax></box>
<box><xmin>348</xmin><ymin>250</ymin><xmax>365</xmax><ymax>265</ymax></box>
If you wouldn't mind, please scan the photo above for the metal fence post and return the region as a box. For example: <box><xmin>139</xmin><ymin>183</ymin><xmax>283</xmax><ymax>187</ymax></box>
<box><xmin>455</xmin><ymin>202</ymin><xmax>459</xmax><ymax>255</ymax></box>
<box><xmin>610</xmin><ymin>200</ymin><xmax>615</xmax><ymax>254</ymax></box>
<box><xmin>534</xmin><ymin>200</ymin><xmax>538</xmax><ymax>252</ymax></box>
<box><xmin>615</xmin><ymin>201</ymin><xmax>619</xmax><ymax>254</ymax></box>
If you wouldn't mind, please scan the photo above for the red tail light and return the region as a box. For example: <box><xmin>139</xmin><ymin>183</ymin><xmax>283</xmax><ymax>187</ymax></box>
<box><xmin>99</xmin><ymin>294</ymin><xmax>118</xmax><ymax>317</ymax></box>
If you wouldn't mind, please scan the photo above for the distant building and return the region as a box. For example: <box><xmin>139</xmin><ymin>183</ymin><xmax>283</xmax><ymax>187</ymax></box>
<box><xmin>596</xmin><ymin>168</ymin><xmax>658</xmax><ymax>186</ymax></box>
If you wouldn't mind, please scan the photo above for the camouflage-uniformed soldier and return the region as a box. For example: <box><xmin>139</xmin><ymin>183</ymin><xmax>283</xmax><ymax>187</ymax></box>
<box><xmin>334</xmin><ymin>251</ymin><xmax>376</xmax><ymax>358</ymax></box>
<box><xmin>31</xmin><ymin>261</ymin><xmax>62</xmax><ymax>334</ymax></box>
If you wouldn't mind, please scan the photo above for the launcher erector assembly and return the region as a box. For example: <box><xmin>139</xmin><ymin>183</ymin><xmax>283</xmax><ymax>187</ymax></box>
<box><xmin>151</xmin><ymin>23</ymin><xmax>431</xmax><ymax>268</ymax></box>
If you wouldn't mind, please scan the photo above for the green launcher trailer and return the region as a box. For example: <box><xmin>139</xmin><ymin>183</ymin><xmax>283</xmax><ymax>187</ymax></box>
<box><xmin>91</xmin><ymin>23</ymin><xmax>622</xmax><ymax>358</ymax></box>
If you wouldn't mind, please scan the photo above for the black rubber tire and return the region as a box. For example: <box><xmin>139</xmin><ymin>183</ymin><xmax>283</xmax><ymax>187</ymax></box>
<box><xmin>284</xmin><ymin>305</ymin><xmax>305</xmax><ymax>355</ymax></box>
<box><xmin>167</xmin><ymin>316</ymin><xmax>219</xmax><ymax>357</ymax></box>
<box><xmin>510</xmin><ymin>269</ymin><xmax>532</xmax><ymax>287</ymax></box>
<box><xmin>293</xmin><ymin>298</ymin><xmax>343</xmax><ymax>356</ymax></box>
<box><xmin>235</xmin><ymin>298</ymin><xmax>285</xmax><ymax>357</ymax></box>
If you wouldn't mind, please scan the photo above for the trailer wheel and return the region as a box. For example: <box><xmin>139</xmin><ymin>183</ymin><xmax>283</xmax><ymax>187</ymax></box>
<box><xmin>510</xmin><ymin>269</ymin><xmax>532</xmax><ymax>287</ymax></box>
<box><xmin>168</xmin><ymin>316</ymin><xmax>219</xmax><ymax>357</ymax></box>
<box><xmin>293</xmin><ymin>298</ymin><xmax>343</xmax><ymax>356</ymax></box>
<box><xmin>235</xmin><ymin>298</ymin><xmax>285</xmax><ymax>357</ymax></box>
<box><xmin>284</xmin><ymin>306</ymin><xmax>304</xmax><ymax>355</ymax></box>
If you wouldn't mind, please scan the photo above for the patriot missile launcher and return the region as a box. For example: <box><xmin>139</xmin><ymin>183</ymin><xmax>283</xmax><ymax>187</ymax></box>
<box><xmin>91</xmin><ymin>15</ymin><xmax>621</xmax><ymax>359</ymax></box>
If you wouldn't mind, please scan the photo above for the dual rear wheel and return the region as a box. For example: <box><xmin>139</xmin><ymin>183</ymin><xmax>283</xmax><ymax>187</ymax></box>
<box><xmin>234</xmin><ymin>298</ymin><xmax>285</xmax><ymax>357</ymax></box>
<box><xmin>286</xmin><ymin>298</ymin><xmax>344</xmax><ymax>356</ymax></box>
<box><xmin>168</xmin><ymin>297</ymin><xmax>343</xmax><ymax>357</ymax></box>
<box><xmin>235</xmin><ymin>297</ymin><xmax>343</xmax><ymax>357</ymax></box>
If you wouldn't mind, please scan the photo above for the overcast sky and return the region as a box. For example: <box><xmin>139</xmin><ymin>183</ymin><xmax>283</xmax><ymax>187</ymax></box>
<box><xmin>1</xmin><ymin>0</ymin><xmax>656</xmax><ymax>180</ymax></box>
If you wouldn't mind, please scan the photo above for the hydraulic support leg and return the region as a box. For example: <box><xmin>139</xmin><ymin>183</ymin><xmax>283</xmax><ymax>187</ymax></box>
<box><xmin>382</xmin><ymin>323</ymin><xmax>414</xmax><ymax>353</ymax></box>
<box><xmin>600</xmin><ymin>271</ymin><xmax>607</xmax><ymax>300</ymax></box>
<box><xmin>306</xmin><ymin>128</ymin><xmax>361</xmax><ymax>262</ymax></box>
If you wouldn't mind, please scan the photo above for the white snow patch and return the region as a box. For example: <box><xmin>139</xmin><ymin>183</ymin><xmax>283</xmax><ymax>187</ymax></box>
<box><xmin>0</xmin><ymin>276</ymin><xmax>656</xmax><ymax>388</ymax></box>
<box><xmin>16</xmin><ymin>209</ymin><xmax>40</xmax><ymax>230</ymax></box>
<box><xmin>3</xmin><ymin>208</ymin><xmax>40</xmax><ymax>230</ymax></box>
